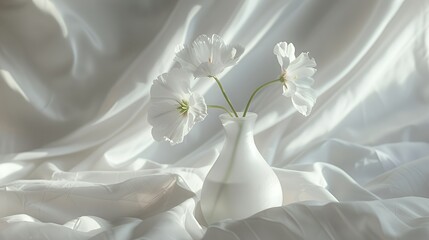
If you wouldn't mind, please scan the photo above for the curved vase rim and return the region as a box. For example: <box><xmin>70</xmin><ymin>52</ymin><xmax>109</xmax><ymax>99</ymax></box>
<box><xmin>219</xmin><ymin>112</ymin><xmax>257</xmax><ymax>121</ymax></box>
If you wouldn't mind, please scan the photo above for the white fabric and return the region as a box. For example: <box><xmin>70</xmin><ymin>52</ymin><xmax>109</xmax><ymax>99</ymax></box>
<box><xmin>1</xmin><ymin>0</ymin><xmax>429</xmax><ymax>239</ymax></box>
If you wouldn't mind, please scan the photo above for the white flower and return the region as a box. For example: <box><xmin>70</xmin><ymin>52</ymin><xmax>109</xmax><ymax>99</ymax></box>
<box><xmin>175</xmin><ymin>34</ymin><xmax>244</xmax><ymax>78</ymax></box>
<box><xmin>148</xmin><ymin>68</ymin><xmax>207</xmax><ymax>145</ymax></box>
<box><xmin>274</xmin><ymin>42</ymin><xmax>317</xmax><ymax>116</ymax></box>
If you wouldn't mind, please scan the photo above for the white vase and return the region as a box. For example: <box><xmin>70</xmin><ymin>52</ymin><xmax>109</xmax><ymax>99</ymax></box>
<box><xmin>200</xmin><ymin>112</ymin><xmax>283</xmax><ymax>225</ymax></box>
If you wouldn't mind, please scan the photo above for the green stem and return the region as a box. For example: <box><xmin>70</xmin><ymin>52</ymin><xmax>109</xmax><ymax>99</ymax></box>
<box><xmin>208</xmin><ymin>105</ymin><xmax>233</xmax><ymax>117</ymax></box>
<box><xmin>209</xmin><ymin>76</ymin><xmax>239</xmax><ymax>117</ymax></box>
<box><xmin>242</xmin><ymin>78</ymin><xmax>281</xmax><ymax>117</ymax></box>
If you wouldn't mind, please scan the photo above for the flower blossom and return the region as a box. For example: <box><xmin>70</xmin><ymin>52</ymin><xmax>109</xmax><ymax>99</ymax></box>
<box><xmin>148</xmin><ymin>68</ymin><xmax>207</xmax><ymax>145</ymax></box>
<box><xmin>175</xmin><ymin>34</ymin><xmax>244</xmax><ymax>78</ymax></box>
<box><xmin>273</xmin><ymin>42</ymin><xmax>317</xmax><ymax>116</ymax></box>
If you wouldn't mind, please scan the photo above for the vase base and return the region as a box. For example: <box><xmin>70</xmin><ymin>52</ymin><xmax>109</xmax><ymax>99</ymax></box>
<box><xmin>201</xmin><ymin>179</ymin><xmax>282</xmax><ymax>224</ymax></box>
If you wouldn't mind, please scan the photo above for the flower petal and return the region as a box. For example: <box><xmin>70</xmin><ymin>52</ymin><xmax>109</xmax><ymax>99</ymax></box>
<box><xmin>291</xmin><ymin>87</ymin><xmax>317</xmax><ymax>116</ymax></box>
<box><xmin>152</xmin><ymin>110</ymin><xmax>184</xmax><ymax>142</ymax></box>
<box><xmin>149</xmin><ymin>101</ymin><xmax>195</xmax><ymax>145</ymax></box>
<box><xmin>153</xmin><ymin>115</ymin><xmax>189</xmax><ymax>145</ymax></box>
<box><xmin>150</xmin><ymin>68</ymin><xmax>192</xmax><ymax>100</ymax></box>
<box><xmin>288</xmin><ymin>52</ymin><xmax>316</xmax><ymax>73</ymax></box>
<box><xmin>282</xmin><ymin>81</ymin><xmax>296</xmax><ymax>97</ymax></box>
<box><xmin>148</xmin><ymin>67</ymin><xmax>208</xmax><ymax>145</ymax></box>
<box><xmin>210</xmin><ymin>34</ymin><xmax>225</xmax><ymax>63</ymax></box>
<box><xmin>297</xmin><ymin>86</ymin><xmax>317</xmax><ymax>103</ymax></box>
<box><xmin>147</xmin><ymin>100</ymin><xmax>177</xmax><ymax>126</ymax></box>
<box><xmin>220</xmin><ymin>44</ymin><xmax>244</xmax><ymax>67</ymax></box>
<box><xmin>175</xmin><ymin>46</ymin><xmax>199</xmax><ymax>72</ymax></box>
<box><xmin>273</xmin><ymin>42</ymin><xmax>295</xmax><ymax>70</ymax></box>
<box><xmin>194</xmin><ymin>62</ymin><xmax>225</xmax><ymax>78</ymax></box>
<box><xmin>293</xmin><ymin>76</ymin><xmax>315</xmax><ymax>88</ymax></box>
<box><xmin>273</xmin><ymin>42</ymin><xmax>286</xmax><ymax>57</ymax></box>
<box><xmin>175</xmin><ymin>34</ymin><xmax>242</xmax><ymax>77</ymax></box>
<box><xmin>292</xmin><ymin>68</ymin><xmax>317</xmax><ymax>79</ymax></box>
<box><xmin>273</xmin><ymin>42</ymin><xmax>286</xmax><ymax>68</ymax></box>
<box><xmin>188</xmin><ymin>93</ymin><xmax>208</xmax><ymax>122</ymax></box>
<box><xmin>192</xmin><ymin>34</ymin><xmax>212</xmax><ymax>64</ymax></box>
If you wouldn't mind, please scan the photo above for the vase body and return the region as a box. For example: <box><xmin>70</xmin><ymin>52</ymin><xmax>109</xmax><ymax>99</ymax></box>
<box><xmin>200</xmin><ymin>112</ymin><xmax>283</xmax><ymax>224</ymax></box>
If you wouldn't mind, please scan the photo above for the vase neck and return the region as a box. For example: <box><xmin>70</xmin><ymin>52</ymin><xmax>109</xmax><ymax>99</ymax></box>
<box><xmin>219</xmin><ymin>112</ymin><xmax>257</xmax><ymax>142</ymax></box>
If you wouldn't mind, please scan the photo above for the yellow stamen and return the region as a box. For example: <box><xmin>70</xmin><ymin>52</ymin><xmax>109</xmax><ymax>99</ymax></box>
<box><xmin>280</xmin><ymin>71</ymin><xmax>287</xmax><ymax>83</ymax></box>
<box><xmin>177</xmin><ymin>99</ymin><xmax>189</xmax><ymax>115</ymax></box>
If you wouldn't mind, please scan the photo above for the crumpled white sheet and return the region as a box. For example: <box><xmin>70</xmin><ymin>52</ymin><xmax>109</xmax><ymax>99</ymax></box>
<box><xmin>1</xmin><ymin>0</ymin><xmax>429</xmax><ymax>239</ymax></box>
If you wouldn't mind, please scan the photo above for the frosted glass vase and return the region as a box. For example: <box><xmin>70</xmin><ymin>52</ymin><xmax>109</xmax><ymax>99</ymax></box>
<box><xmin>200</xmin><ymin>112</ymin><xmax>283</xmax><ymax>225</ymax></box>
